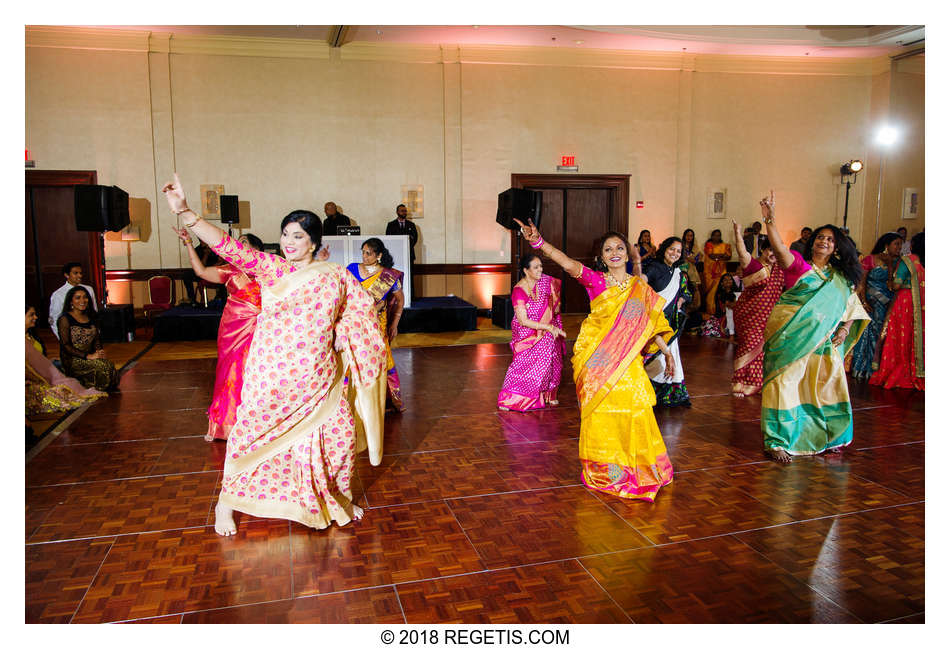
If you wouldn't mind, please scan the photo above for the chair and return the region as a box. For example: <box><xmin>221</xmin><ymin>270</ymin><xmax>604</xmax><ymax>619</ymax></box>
<box><xmin>143</xmin><ymin>275</ymin><xmax>174</xmax><ymax>329</ymax></box>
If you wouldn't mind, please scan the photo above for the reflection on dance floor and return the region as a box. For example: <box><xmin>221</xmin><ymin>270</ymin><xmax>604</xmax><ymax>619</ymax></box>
<box><xmin>25</xmin><ymin>336</ymin><xmax>924</xmax><ymax>623</ymax></box>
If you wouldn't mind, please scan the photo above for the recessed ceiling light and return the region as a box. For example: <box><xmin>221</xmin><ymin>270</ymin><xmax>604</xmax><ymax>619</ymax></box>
<box><xmin>574</xmin><ymin>40</ymin><xmax>584</xmax><ymax>45</ymax></box>
<box><xmin>376</xmin><ymin>29</ymin><xmax>382</xmax><ymax>35</ymax></box>
<box><xmin>473</xmin><ymin>25</ymin><xmax>479</xmax><ymax>29</ymax></box>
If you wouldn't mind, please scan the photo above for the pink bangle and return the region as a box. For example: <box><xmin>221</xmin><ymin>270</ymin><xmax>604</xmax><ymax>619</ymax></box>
<box><xmin>529</xmin><ymin>237</ymin><xmax>545</xmax><ymax>249</ymax></box>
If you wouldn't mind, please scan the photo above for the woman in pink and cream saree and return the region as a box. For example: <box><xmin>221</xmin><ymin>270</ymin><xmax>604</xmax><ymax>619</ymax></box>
<box><xmin>497</xmin><ymin>254</ymin><xmax>566</xmax><ymax>412</ymax></box>
<box><xmin>514</xmin><ymin>219</ymin><xmax>676</xmax><ymax>502</ymax></box>
<box><xmin>163</xmin><ymin>175</ymin><xmax>386</xmax><ymax>536</ymax></box>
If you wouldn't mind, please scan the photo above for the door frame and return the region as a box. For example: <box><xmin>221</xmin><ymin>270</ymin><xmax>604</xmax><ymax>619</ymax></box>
<box><xmin>508</xmin><ymin>173</ymin><xmax>630</xmax><ymax>288</ymax></box>
<box><xmin>26</xmin><ymin>170</ymin><xmax>104</xmax><ymax>318</ymax></box>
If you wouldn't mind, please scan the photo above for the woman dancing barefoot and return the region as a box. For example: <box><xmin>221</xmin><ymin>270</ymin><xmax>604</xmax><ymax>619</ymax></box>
<box><xmin>759</xmin><ymin>191</ymin><xmax>868</xmax><ymax>463</ymax></box>
<box><xmin>515</xmin><ymin>218</ymin><xmax>676</xmax><ymax>501</ymax></box>
<box><xmin>163</xmin><ymin>174</ymin><xmax>386</xmax><ymax>536</ymax></box>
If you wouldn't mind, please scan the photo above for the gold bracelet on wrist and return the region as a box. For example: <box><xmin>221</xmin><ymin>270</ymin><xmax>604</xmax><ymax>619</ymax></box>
<box><xmin>174</xmin><ymin>206</ymin><xmax>192</xmax><ymax>216</ymax></box>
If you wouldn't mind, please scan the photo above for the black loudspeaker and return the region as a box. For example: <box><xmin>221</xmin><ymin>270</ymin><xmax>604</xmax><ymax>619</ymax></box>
<box><xmin>496</xmin><ymin>188</ymin><xmax>542</xmax><ymax>231</ymax></box>
<box><xmin>74</xmin><ymin>185</ymin><xmax>130</xmax><ymax>232</ymax></box>
<box><xmin>220</xmin><ymin>194</ymin><xmax>239</xmax><ymax>224</ymax></box>
<box><xmin>491</xmin><ymin>294</ymin><xmax>515</xmax><ymax>330</ymax></box>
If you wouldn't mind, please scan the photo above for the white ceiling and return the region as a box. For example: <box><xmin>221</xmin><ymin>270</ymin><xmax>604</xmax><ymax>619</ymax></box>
<box><xmin>84</xmin><ymin>25</ymin><xmax>925</xmax><ymax>58</ymax></box>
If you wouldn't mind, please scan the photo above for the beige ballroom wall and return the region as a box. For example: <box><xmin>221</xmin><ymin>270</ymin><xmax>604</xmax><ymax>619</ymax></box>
<box><xmin>25</xmin><ymin>28</ymin><xmax>925</xmax><ymax>309</ymax></box>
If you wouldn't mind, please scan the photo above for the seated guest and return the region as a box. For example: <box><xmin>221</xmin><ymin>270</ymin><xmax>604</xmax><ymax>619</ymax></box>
<box><xmin>323</xmin><ymin>201</ymin><xmax>352</xmax><ymax>235</ymax></box>
<box><xmin>789</xmin><ymin>227</ymin><xmax>813</xmax><ymax>256</ymax></box>
<box><xmin>700</xmin><ymin>273</ymin><xmax>739</xmax><ymax>338</ymax></box>
<box><xmin>48</xmin><ymin>262</ymin><xmax>97</xmax><ymax>338</ymax></box>
<box><xmin>26</xmin><ymin>304</ymin><xmax>105</xmax><ymax>415</ymax></box>
<box><xmin>57</xmin><ymin>286</ymin><xmax>118</xmax><ymax>391</ymax></box>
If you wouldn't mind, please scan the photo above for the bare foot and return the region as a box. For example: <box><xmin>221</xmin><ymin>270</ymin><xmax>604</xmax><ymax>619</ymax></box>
<box><xmin>204</xmin><ymin>433</ymin><xmax>214</xmax><ymax>442</ymax></box>
<box><xmin>733</xmin><ymin>391</ymin><xmax>745</xmax><ymax>398</ymax></box>
<box><xmin>766</xmin><ymin>448</ymin><xmax>792</xmax><ymax>464</ymax></box>
<box><xmin>549</xmin><ymin>400</ymin><xmax>559</xmax><ymax>406</ymax></box>
<box><xmin>352</xmin><ymin>504</ymin><xmax>364</xmax><ymax>522</ymax></box>
<box><xmin>825</xmin><ymin>446</ymin><xmax>843</xmax><ymax>454</ymax></box>
<box><xmin>498</xmin><ymin>406</ymin><xmax>510</xmax><ymax>411</ymax></box>
<box><xmin>214</xmin><ymin>501</ymin><xmax>237</xmax><ymax>536</ymax></box>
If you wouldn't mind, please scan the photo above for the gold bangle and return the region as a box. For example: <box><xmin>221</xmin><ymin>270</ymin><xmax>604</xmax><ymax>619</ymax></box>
<box><xmin>183</xmin><ymin>215</ymin><xmax>202</xmax><ymax>228</ymax></box>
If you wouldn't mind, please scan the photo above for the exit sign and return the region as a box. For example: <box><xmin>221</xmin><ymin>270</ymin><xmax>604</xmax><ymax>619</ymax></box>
<box><xmin>561</xmin><ymin>155</ymin><xmax>575</xmax><ymax>166</ymax></box>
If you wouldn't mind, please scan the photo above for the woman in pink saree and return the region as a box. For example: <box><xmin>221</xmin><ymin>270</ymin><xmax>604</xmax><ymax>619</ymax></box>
<box><xmin>174</xmin><ymin>227</ymin><xmax>264</xmax><ymax>441</ymax></box>
<box><xmin>163</xmin><ymin>175</ymin><xmax>386</xmax><ymax>536</ymax></box>
<box><xmin>497</xmin><ymin>254</ymin><xmax>566</xmax><ymax>411</ymax></box>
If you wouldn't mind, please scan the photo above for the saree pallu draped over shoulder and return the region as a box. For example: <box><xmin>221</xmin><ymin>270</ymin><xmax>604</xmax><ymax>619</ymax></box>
<box><xmin>348</xmin><ymin>264</ymin><xmax>404</xmax><ymax>410</ymax></box>
<box><xmin>572</xmin><ymin>274</ymin><xmax>673</xmax><ymax>501</ymax></box>
<box><xmin>212</xmin><ymin>236</ymin><xmax>387</xmax><ymax>530</ymax></box>
<box><xmin>761</xmin><ymin>268</ymin><xmax>869</xmax><ymax>455</ymax></box>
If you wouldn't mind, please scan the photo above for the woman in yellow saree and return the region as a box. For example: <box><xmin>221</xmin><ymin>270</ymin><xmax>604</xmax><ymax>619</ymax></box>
<box><xmin>514</xmin><ymin>218</ymin><xmax>677</xmax><ymax>501</ymax></box>
<box><xmin>346</xmin><ymin>238</ymin><xmax>405</xmax><ymax>410</ymax></box>
<box><xmin>759</xmin><ymin>192</ymin><xmax>869</xmax><ymax>463</ymax></box>
<box><xmin>163</xmin><ymin>175</ymin><xmax>386</xmax><ymax>536</ymax></box>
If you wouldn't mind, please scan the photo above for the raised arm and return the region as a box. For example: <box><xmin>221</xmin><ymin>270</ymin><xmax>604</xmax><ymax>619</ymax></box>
<box><xmin>513</xmin><ymin>218</ymin><xmax>584</xmax><ymax>278</ymax></box>
<box><xmin>162</xmin><ymin>173</ymin><xmax>226</xmax><ymax>249</ymax></box>
<box><xmin>761</xmin><ymin>191</ymin><xmax>795</xmax><ymax>269</ymax></box>
<box><xmin>732</xmin><ymin>220</ymin><xmax>753</xmax><ymax>269</ymax></box>
<box><xmin>173</xmin><ymin>226</ymin><xmax>224</xmax><ymax>284</ymax></box>
<box><xmin>163</xmin><ymin>173</ymin><xmax>292</xmax><ymax>285</ymax></box>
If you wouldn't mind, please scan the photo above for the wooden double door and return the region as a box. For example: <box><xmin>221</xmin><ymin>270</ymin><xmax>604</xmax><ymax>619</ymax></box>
<box><xmin>26</xmin><ymin>170</ymin><xmax>105</xmax><ymax>330</ymax></box>
<box><xmin>510</xmin><ymin>174</ymin><xmax>630</xmax><ymax>314</ymax></box>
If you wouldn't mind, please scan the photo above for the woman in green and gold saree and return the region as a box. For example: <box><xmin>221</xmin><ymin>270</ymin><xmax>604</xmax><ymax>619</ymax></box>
<box><xmin>759</xmin><ymin>191</ymin><xmax>869</xmax><ymax>463</ymax></box>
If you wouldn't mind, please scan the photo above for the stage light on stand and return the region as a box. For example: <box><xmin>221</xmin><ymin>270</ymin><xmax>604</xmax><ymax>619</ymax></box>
<box><xmin>839</xmin><ymin>160</ymin><xmax>864</xmax><ymax>228</ymax></box>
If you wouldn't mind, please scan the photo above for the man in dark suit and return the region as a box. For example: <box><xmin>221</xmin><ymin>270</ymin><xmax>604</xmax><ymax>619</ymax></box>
<box><xmin>322</xmin><ymin>202</ymin><xmax>351</xmax><ymax>235</ymax></box>
<box><xmin>385</xmin><ymin>204</ymin><xmax>418</xmax><ymax>265</ymax></box>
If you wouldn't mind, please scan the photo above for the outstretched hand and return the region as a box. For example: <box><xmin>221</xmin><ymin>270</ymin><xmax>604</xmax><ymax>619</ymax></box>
<box><xmin>512</xmin><ymin>217</ymin><xmax>541</xmax><ymax>245</ymax></box>
<box><xmin>171</xmin><ymin>226</ymin><xmax>192</xmax><ymax>246</ymax></box>
<box><xmin>732</xmin><ymin>219</ymin><xmax>742</xmax><ymax>242</ymax></box>
<box><xmin>759</xmin><ymin>190</ymin><xmax>775</xmax><ymax>221</ymax></box>
<box><xmin>161</xmin><ymin>173</ymin><xmax>188</xmax><ymax>214</ymax></box>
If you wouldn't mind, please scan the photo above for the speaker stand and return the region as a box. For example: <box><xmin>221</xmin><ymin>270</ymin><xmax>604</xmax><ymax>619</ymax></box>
<box><xmin>228</xmin><ymin>224</ymin><xmax>233</xmax><ymax>238</ymax></box>
<box><xmin>99</xmin><ymin>231</ymin><xmax>107</xmax><ymax>308</ymax></box>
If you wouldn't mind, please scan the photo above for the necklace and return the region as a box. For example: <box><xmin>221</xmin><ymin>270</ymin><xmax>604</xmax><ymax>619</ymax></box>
<box><xmin>606</xmin><ymin>272</ymin><xmax>632</xmax><ymax>291</ymax></box>
<box><xmin>364</xmin><ymin>263</ymin><xmax>380</xmax><ymax>275</ymax></box>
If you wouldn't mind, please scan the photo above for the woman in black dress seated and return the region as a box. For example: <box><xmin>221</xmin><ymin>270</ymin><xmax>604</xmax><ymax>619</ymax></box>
<box><xmin>57</xmin><ymin>286</ymin><xmax>118</xmax><ymax>391</ymax></box>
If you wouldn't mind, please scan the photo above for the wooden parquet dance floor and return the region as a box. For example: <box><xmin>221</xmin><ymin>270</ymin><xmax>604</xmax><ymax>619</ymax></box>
<box><xmin>25</xmin><ymin>335</ymin><xmax>924</xmax><ymax>624</ymax></box>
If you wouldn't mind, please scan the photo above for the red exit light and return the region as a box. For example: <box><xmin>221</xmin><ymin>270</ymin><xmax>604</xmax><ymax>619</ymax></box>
<box><xmin>636</xmin><ymin>201</ymin><xmax>644</xmax><ymax>209</ymax></box>
<box><xmin>561</xmin><ymin>155</ymin><xmax>575</xmax><ymax>166</ymax></box>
